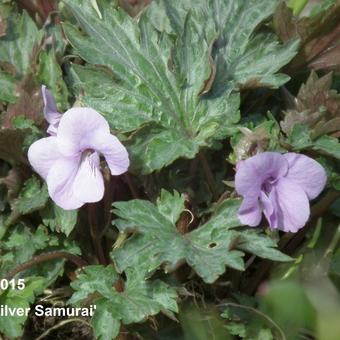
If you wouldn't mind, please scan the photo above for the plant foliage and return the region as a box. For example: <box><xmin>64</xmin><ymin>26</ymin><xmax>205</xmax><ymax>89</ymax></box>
<box><xmin>0</xmin><ymin>0</ymin><xmax>339</xmax><ymax>339</ymax></box>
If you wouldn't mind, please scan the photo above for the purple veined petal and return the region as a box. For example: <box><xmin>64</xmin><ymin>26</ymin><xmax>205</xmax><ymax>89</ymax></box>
<box><xmin>284</xmin><ymin>153</ymin><xmax>327</xmax><ymax>200</ymax></box>
<box><xmin>235</xmin><ymin>152</ymin><xmax>289</xmax><ymax>197</ymax></box>
<box><xmin>41</xmin><ymin>86</ymin><xmax>62</xmax><ymax>134</ymax></box>
<box><xmin>57</xmin><ymin>107</ymin><xmax>110</xmax><ymax>157</ymax></box>
<box><xmin>270</xmin><ymin>177</ymin><xmax>310</xmax><ymax>233</ymax></box>
<box><xmin>27</xmin><ymin>136</ymin><xmax>61</xmax><ymax>180</ymax></box>
<box><xmin>259</xmin><ymin>191</ymin><xmax>277</xmax><ymax>228</ymax></box>
<box><xmin>238</xmin><ymin>196</ymin><xmax>262</xmax><ymax>226</ymax></box>
<box><xmin>73</xmin><ymin>152</ymin><xmax>105</xmax><ymax>203</ymax></box>
<box><xmin>46</xmin><ymin>156</ymin><xmax>84</xmax><ymax>210</ymax></box>
<box><xmin>86</xmin><ymin>132</ymin><xmax>129</xmax><ymax>175</ymax></box>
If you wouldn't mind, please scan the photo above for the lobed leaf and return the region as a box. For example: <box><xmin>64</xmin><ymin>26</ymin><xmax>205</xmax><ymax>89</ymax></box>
<box><xmin>111</xmin><ymin>192</ymin><xmax>290</xmax><ymax>283</ymax></box>
<box><xmin>65</xmin><ymin>0</ymin><xmax>296</xmax><ymax>174</ymax></box>
<box><xmin>41</xmin><ymin>202</ymin><xmax>78</xmax><ymax>236</ymax></box>
<box><xmin>12</xmin><ymin>176</ymin><xmax>49</xmax><ymax>215</ymax></box>
<box><xmin>69</xmin><ymin>265</ymin><xmax>178</xmax><ymax>339</ymax></box>
<box><xmin>0</xmin><ymin>10</ymin><xmax>42</xmax><ymax>77</ymax></box>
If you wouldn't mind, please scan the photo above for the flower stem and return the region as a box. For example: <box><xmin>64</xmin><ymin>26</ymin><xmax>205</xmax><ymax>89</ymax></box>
<box><xmin>5</xmin><ymin>251</ymin><xmax>88</xmax><ymax>280</ymax></box>
<box><xmin>88</xmin><ymin>204</ymin><xmax>107</xmax><ymax>265</ymax></box>
<box><xmin>324</xmin><ymin>222</ymin><xmax>340</xmax><ymax>258</ymax></box>
<box><xmin>198</xmin><ymin>151</ymin><xmax>218</xmax><ymax>200</ymax></box>
<box><xmin>124</xmin><ymin>173</ymin><xmax>139</xmax><ymax>199</ymax></box>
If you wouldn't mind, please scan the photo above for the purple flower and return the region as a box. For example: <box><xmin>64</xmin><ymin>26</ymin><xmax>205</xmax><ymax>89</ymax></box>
<box><xmin>28</xmin><ymin>106</ymin><xmax>129</xmax><ymax>210</ymax></box>
<box><xmin>235</xmin><ymin>152</ymin><xmax>327</xmax><ymax>232</ymax></box>
<box><xmin>41</xmin><ymin>85</ymin><xmax>63</xmax><ymax>136</ymax></box>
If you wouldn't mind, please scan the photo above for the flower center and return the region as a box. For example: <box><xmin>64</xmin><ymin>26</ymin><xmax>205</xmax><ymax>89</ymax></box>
<box><xmin>262</xmin><ymin>176</ymin><xmax>277</xmax><ymax>195</ymax></box>
<box><xmin>82</xmin><ymin>148</ymin><xmax>95</xmax><ymax>156</ymax></box>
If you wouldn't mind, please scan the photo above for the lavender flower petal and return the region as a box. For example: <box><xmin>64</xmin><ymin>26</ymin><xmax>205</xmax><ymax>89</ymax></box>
<box><xmin>284</xmin><ymin>153</ymin><xmax>327</xmax><ymax>200</ymax></box>
<box><xmin>271</xmin><ymin>178</ymin><xmax>310</xmax><ymax>232</ymax></box>
<box><xmin>41</xmin><ymin>85</ymin><xmax>62</xmax><ymax>135</ymax></box>
<box><xmin>27</xmin><ymin>137</ymin><xmax>61</xmax><ymax>180</ymax></box>
<box><xmin>87</xmin><ymin>133</ymin><xmax>129</xmax><ymax>175</ymax></box>
<box><xmin>46</xmin><ymin>156</ymin><xmax>83</xmax><ymax>210</ymax></box>
<box><xmin>235</xmin><ymin>151</ymin><xmax>326</xmax><ymax>233</ymax></box>
<box><xmin>73</xmin><ymin>152</ymin><xmax>104</xmax><ymax>203</ymax></box>
<box><xmin>57</xmin><ymin>107</ymin><xmax>110</xmax><ymax>157</ymax></box>
<box><xmin>238</xmin><ymin>196</ymin><xmax>262</xmax><ymax>226</ymax></box>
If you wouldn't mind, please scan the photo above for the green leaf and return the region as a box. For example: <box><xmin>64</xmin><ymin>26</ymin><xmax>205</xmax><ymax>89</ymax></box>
<box><xmin>0</xmin><ymin>71</ymin><xmax>17</xmax><ymax>103</ymax></box>
<box><xmin>237</xmin><ymin>230</ymin><xmax>292</xmax><ymax>262</ymax></box>
<box><xmin>41</xmin><ymin>202</ymin><xmax>78</xmax><ymax>236</ymax></box>
<box><xmin>0</xmin><ymin>224</ymin><xmax>70</xmax><ymax>279</ymax></box>
<box><xmin>148</xmin><ymin>0</ymin><xmax>298</xmax><ymax>92</ymax></box>
<box><xmin>209</xmin><ymin>0</ymin><xmax>299</xmax><ymax>94</ymax></box>
<box><xmin>12</xmin><ymin>176</ymin><xmax>49</xmax><ymax>215</ymax></box>
<box><xmin>63</xmin><ymin>0</ymin><xmax>242</xmax><ymax>173</ymax></box>
<box><xmin>312</xmin><ymin>135</ymin><xmax>340</xmax><ymax>160</ymax></box>
<box><xmin>91</xmin><ymin>300</ymin><xmax>120</xmax><ymax>340</ymax></box>
<box><xmin>0</xmin><ymin>225</ymin><xmax>50</xmax><ymax>275</ymax></box>
<box><xmin>65</xmin><ymin>0</ymin><xmax>297</xmax><ymax>173</ymax></box>
<box><xmin>288</xmin><ymin>0</ymin><xmax>308</xmax><ymax>15</ymax></box>
<box><xmin>287</xmin><ymin>124</ymin><xmax>340</xmax><ymax>161</ymax></box>
<box><xmin>112</xmin><ymin>195</ymin><xmax>244</xmax><ymax>283</ymax></box>
<box><xmin>69</xmin><ymin>265</ymin><xmax>119</xmax><ymax>304</ymax></box>
<box><xmin>224</xmin><ymin>321</ymin><xmax>247</xmax><ymax>337</ymax></box>
<box><xmin>0</xmin><ymin>277</ymin><xmax>46</xmax><ymax>338</ymax></box>
<box><xmin>0</xmin><ymin>10</ymin><xmax>42</xmax><ymax>77</ymax></box>
<box><xmin>229</xmin><ymin>33</ymin><xmax>298</xmax><ymax>89</ymax></box>
<box><xmin>310</xmin><ymin>0</ymin><xmax>337</xmax><ymax>16</ymax></box>
<box><xmin>11</xmin><ymin>116</ymin><xmax>43</xmax><ymax>148</ymax></box>
<box><xmin>69</xmin><ymin>64</ymin><xmax>156</xmax><ymax>133</ymax></box>
<box><xmin>69</xmin><ymin>265</ymin><xmax>178</xmax><ymax>336</ymax></box>
<box><xmin>112</xmin><ymin>192</ymin><xmax>289</xmax><ymax>283</ymax></box>
<box><xmin>156</xmin><ymin>189</ymin><xmax>185</xmax><ymax>224</ymax></box>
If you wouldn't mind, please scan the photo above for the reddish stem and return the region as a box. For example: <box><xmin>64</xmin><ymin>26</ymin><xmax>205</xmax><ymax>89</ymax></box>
<box><xmin>5</xmin><ymin>251</ymin><xmax>88</xmax><ymax>280</ymax></box>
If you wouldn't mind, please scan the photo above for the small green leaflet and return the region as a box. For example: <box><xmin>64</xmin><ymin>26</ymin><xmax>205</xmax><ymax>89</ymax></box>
<box><xmin>64</xmin><ymin>0</ymin><xmax>297</xmax><ymax>174</ymax></box>
<box><xmin>0</xmin><ymin>10</ymin><xmax>42</xmax><ymax>77</ymax></box>
<box><xmin>41</xmin><ymin>202</ymin><xmax>78</xmax><ymax>237</ymax></box>
<box><xmin>12</xmin><ymin>176</ymin><xmax>49</xmax><ymax>215</ymax></box>
<box><xmin>111</xmin><ymin>191</ymin><xmax>291</xmax><ymax>284</ymax></box>
<box><xmin>0</xmin><ymin>71</ymin><xmax>17</xmax><ymax>103</ymax></box>
<box><xmin>0</xmin><ymin>225</ymin><xmax>51</xmax><ymax>277</ymax></box>
<box><xmin>147</xmin><ymin>0</ymin><xmax>299</xmax><ymax>92</ymax></box>
<box><xmin>69</xmin><ymin>265</ymin><xmax>178</xmax><ymax>340</ymax></box>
